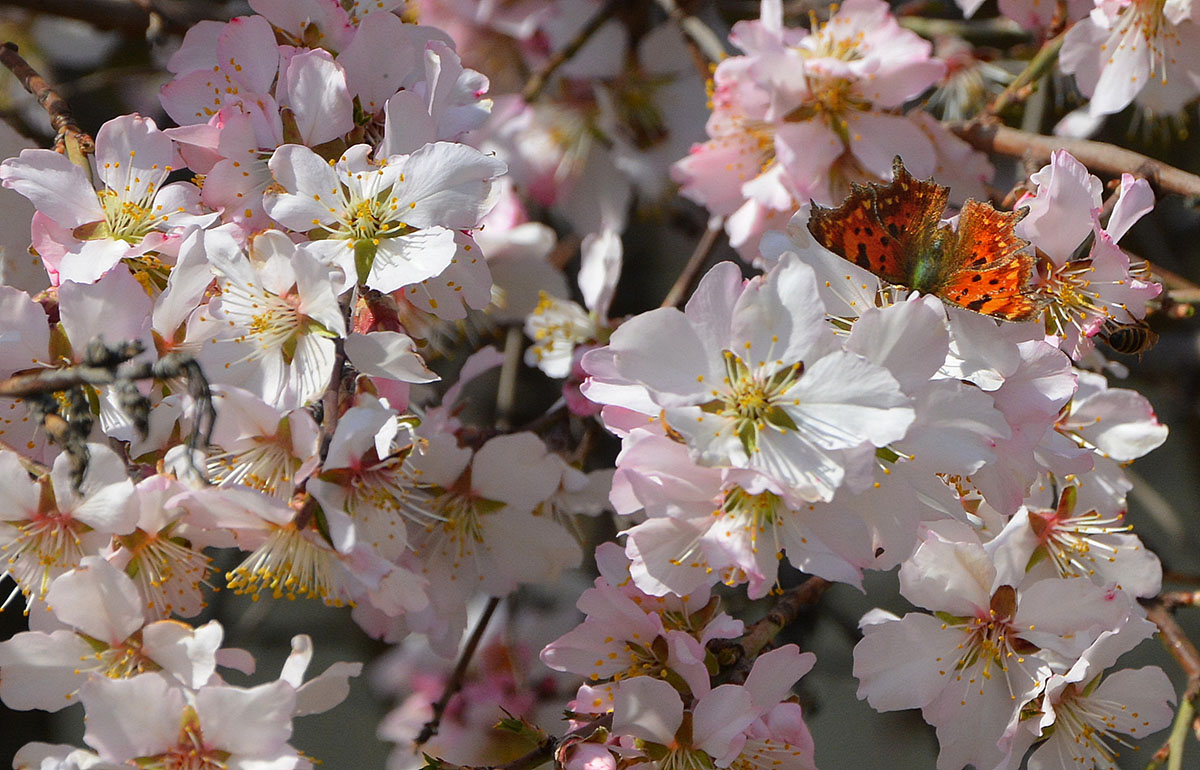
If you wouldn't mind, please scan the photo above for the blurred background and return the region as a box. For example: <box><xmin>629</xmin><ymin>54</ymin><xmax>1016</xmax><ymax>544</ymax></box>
<box><xmin>0</xmin><ymin>1</ymin><xmax>1199</xmax><ymax>769</ymax></box>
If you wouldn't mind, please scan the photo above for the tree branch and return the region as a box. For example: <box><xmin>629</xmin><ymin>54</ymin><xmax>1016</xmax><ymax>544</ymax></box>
<box><xmin>652</xmin><ymin>0</ymin><xmax>728</xmax><ymax>77</ymax></box>
<box><xmin>0</xmin><ymin>0</ymin><xmax>242</xmax><ymax>35</ymax></box>
<box><xmin>950</xmin><ymin>121</ymin><xmax>1200</xmax><ymax>198</ymax></box>
<box><xmin>415</xmin><ymin>597</ymin><xmax>503</xmax><ymax>748</ymax></box>
<box><xmin>660</xmin><ymin>217</ymin><xmax>724</xmax><ymax>309</ymax></box>
<box><xmin>522</xmin><ymin>0</ymin><xmax>621</xmax><ymax>103</ymax></box>
<box><xmin>0</xmin><ymin>42</ymin><xmax>92</xmax><ymax>168</ymax></box>
<box><xmin>1144</xmin><ymin>599</ymin><xmax>1200</xmax><ymax>770</ymax></box>
<box><xmin>709</xmin><ymin>576</ymin><xmax>831</xmax><ymax>680</ymax></box>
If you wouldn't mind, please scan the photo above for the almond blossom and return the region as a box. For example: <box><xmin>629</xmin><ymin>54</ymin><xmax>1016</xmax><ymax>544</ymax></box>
<box><xmin>853</xmin><ymin>525</ymin><xmax>1134</xmax><ymax>770</ymax></box>
<box><xmin>986</xmin><ymin>487</ymin><xmax>1163</xmax><ymax>599</ymax></box>
<box><xmin>583</xmin><ymin>255</ymin><xmax>914</xmax><ymax>502</ymax></box>
<box><xmin>541</xmin><ymin>542</ymin><xmax>744</xmax><ymax>694</ymax></box>
<box><xmin>567</xmin><ymin>645</ymin><xmax>817</xmax><ymax>770</ymax></box>
<box><xmin>0</xmin><ymin>557</ymin><xmax>223</xmax><ymax>711</ymax></box>
<box><xmin>671</xmin><ymin>0</ymin><xmax>950</xmax><ymax>256</ymax></box>
<box><xmin>0</xmin><ymin>114</ymin><xmax>215</xmax><ymax>285</ymax></box>
<box><xmin>191</xmin><ymin>228</ymin><xmax>345</xmax><ymax>410</ymax></box>
<box><xmin>1060</xmin><ymin>0</ymin><xmax>1200</xmax><ymax>116</ymax></box>
<box><xmin>74</xmin><ymin>634</ymin><xmax>359</xmax><ymax>770</ymax></box>
<box><xmin>1020</xmin><ymin>621</ymin><xmax>1175</xmax><ymax>770</ymax></box>
<box><xmin>0</xmin><ymin>445</ymin><xmax>135</xmax><ymax>604</ymax></box>
<box><xmin>204</xmin><ymin>386</ymin><xmax>321</xmax><ymax>500</ymax></box>
<box><xmin>263</xmin><ymin>142</ymin><xmax>505</xmax><ymax>301</ymax></box>
<box><xmin>408</xmin><ymin>430</ymin><xmax>582</xmax><ymax>615</ymax></box>
<box><xmin>1017</xmin><ymin>150</ymin><xmax>1162</xmax><ymax>358</ymax></box>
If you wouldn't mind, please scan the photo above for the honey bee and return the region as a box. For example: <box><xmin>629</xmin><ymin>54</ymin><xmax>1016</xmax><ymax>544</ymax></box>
<box><xmin>1100</xmin><ymin>320</ymin><xmax>1158</xmax><ymax>357</ymax></box>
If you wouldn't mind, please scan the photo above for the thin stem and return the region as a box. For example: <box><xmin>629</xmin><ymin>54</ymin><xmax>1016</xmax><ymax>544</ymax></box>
<box><xmin>709</xmin><ymin>576</ymin><xmax>831</xmax><ymax>681</ymax></box>
<box><xmin>317</xmin><ymin>290</ymin><xmax>357</xmax><ymax>463</ymax></box>
<box><xmin>495</xmin><ymin>326</ymin><xmax>524</xmax><ymax>431</ymax></box>
<box><xmin>1162</xmin><ymin>591</ymin><xmax>1200</xmax><ymax>608</ymax></box>
<box><xmin>740</xmin><ymin>577</ymin><xmax>831</xmax><ymax>657</ymax></box>
<box><xmin>522</xmin><ymin>0</ymin><xmax>621</xmax><ymax>103</ymax></box>
<box><xmin>652</xmin><ymin>0</ymin><xmax>728</xmax><ymax>76</ymax></box>
<box><xmin>988</xmin><ymin>31</ymin><xmax>1065</xmax><ymax>116</ymax></box>
<box><xmin>660</xmin><ymin>217</ymin><xmax>725</xmax><ymax>309</ymax></box>
<box><xmin>1144</xmin><ymin>600</ymin><xmax>1200</xmax><ymax>770</ymax></box>
<box><xmin>898</xmin><ymin>16</ymin><xmax>1029</xmax><ymax>47</ymax></box>
<box><xmin>1147</xmin><ymin>696</ymin><xmax>1195</xmax><ymax>770</ymax></box>
<box><xmin>950</xmin><ymin>121</ymin><xmax>1200</xmax><ymax>198</ymax></box>
<box><xmin>1146</xmin><ymin>602</ymin><xmax>1200</xmax><ymax>691</ymax></box>
<box><xmin>0</xmin><ymin>0</ymin><xmax>233</xmax><ymax>34</ymax></box>
<box><xmin>0</xmin><ymin>42</ymin><xmax>92</xmax><ymax>177</ymax></box>
<box><xmin>1019</xmin><ymin>72</ymin><xmax>1050</xmax><ymax>134</ymax></box>
<box><xmin>415</xmin><ymin>596</ymin><xmax>503</xmax><ymax>748</ymax></box>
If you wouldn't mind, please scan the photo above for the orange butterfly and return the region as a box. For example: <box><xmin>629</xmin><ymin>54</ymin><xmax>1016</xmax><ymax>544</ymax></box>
<box><xmin>807</xmin><ymin>157</ymin><xmax>1047</xmax><ymax>323</ymax></box>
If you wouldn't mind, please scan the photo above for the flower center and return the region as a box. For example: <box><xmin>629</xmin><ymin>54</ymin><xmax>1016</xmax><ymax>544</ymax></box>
<box><xmin>5</xmin><ymin>512</ymin><xmax>87</xmax><ymax>600</ymax></box>
<box><xmin>118</xmin><ymin>526</ymin><xmax>212</xmax><ymax>616</ymax></box>
<box><xmin>141</xmin><ymin>713</ymin><xmax>230</xmax><ymax>770</ymax></box>
<box><xmin>801</xmin><ymin>12</ymin><xmax>869</xmax><ymax>62</ymax></box>
<box><xmin>702</xmin><ymin>352</ymin><xmax>804</xmax><ymax>455</ymax></box>
<box><xmin>1123</xmin><ymin>0</ymin><xmax>1173</xmax><ymax>82</ymax></box>
<box><xmin>226</xmin><ymin>524</ymin><xmax>349</xmax><ymax>606</ymax></box>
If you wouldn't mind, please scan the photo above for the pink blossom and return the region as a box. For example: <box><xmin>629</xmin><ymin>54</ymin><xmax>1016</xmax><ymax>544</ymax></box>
<box><xmin>0</xmin><ymin>115</ymin><xmax>214</xmax><ymax>285</ymax></box>
<box><xmin>1061</xmin><ymin>0</ymin><xmax>1200</xmax><ymax>116</ymax></box>
<box><xmin>1017</xmin><ymin>151</ymin><xmax>1162</xmax><ymax>358</ymax></box>
<box><xmin>584</xmin><ymin>256</ymin><xmax>914</xmax><ymax>502</ymax></box>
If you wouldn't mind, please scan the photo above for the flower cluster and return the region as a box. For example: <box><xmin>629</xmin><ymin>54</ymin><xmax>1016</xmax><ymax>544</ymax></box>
<box><xmin>581</xmin><ymin>149</ymin><xmax>1171</xmax><ymax>765</ymax></box>
<box><xmin>0</xmin><ymin>1</ymin><xmax>1189</xmax><ymax>769</ymax></box>
<box><xmin>672</xmin><ymin>0</ymin><xmax>990</xmax><ymax>259</ymax></box>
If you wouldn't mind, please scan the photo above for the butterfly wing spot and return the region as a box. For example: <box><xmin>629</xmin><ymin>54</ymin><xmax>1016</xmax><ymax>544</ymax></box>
<box><xmin>937</xmin><ymin>198</ymin><xmax>1044</xmax><ymax>321</ymax></box>
<box><xmin>808</xmin><ymin>157</ymin><xmax>1044</xmax><ymax>322</ymax></box>
<box><xmin>807</xmin><ymin>156</ymin><xmax>948</xmax><ymax>287</ymax></box>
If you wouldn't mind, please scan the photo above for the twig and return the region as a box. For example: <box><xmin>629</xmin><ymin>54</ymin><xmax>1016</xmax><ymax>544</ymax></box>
<box><xmin>988</xmin><ymin>31</ymin><xmax>1065</xmax><ymax>116</ymax></box>
<box><xmin>950</xmin><ymin>121</ymin><xmax>1200</xmax><ymax>199</ymax></box>
<box><xmin>522</xmin><ymin>0</ymin><xmax>621</xmax><ymax>103</ymax></box>
<box><xmin>1146</xmin><ymin>601</ymin><xmax>1200</xmax><ymax>690</ymax></box>
<box><xmin>1165</xmin><ymin>572</ymin><xmax>1200</xmax><ymax>587</ymax></box>
<box><xmin>652</xmin><ymin>0</ymin><xmax>728</xmax><ymax>77</ymax></box>
<box><xmin>709</xmin><ymin>576</ymin><xmax>831</xmax><ymax>678</ymax></box>
<box><xmin>660</xmin><ymin>217</ymin><xmax>725</xmax><ymax>309</ymax></box>
<box><xmin>0</xmin><ymin>42</ymin><xmax>92</xmax><ymax>172</ymax></box>
<box><xmin>897</xmin><ymin>16</ymin><xmax>1030</xmax><ymax>47</ymax></box>
<box><xmin>1162</xmin><ymin>591</ymin><xmax>1200</xmax><ymax>608</ymax></box>
<box><xmin>317</xmin><ymin>295</ymin><xmax>355</xmax><ymax>462</ymax></box>
<box><xmin>0</xmin><ymin>344</ymin><xmax>214</xmax><ymax>488</ymax></box>
<box><xmin>416</xmin><ymin>596</ymin><xmax>503</xmax><ymax>748</ymax></box>
<box><xmin>1144</xmin><ymin>600</ymin><xmax>1200</xmax><ymax>770</ymax></box>
<box><xmin>0</xmin><ymin>0</ymin><xmax>238</xmax><ymax>34</ymax></box>
<box><xmin>1148</xmin><ymin>697</ymin><xmax>1197</xmax><ymax>770</ymax></box>
<box><xmin>495</xmin><ymin>326</ymin><xmax>524</xmax><ymax>431</ymax></box>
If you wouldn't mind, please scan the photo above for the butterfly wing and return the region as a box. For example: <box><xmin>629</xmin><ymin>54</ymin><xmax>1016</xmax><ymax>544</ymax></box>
<box><xmin>807</xmin><ymin>157</ymin><xmax>949</xmax><ymax>286</ymax></box>
<box><xmin>934</xmin><ymin>200</ymin><xmax>1047</xmax><ymax>322</ymax></box>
